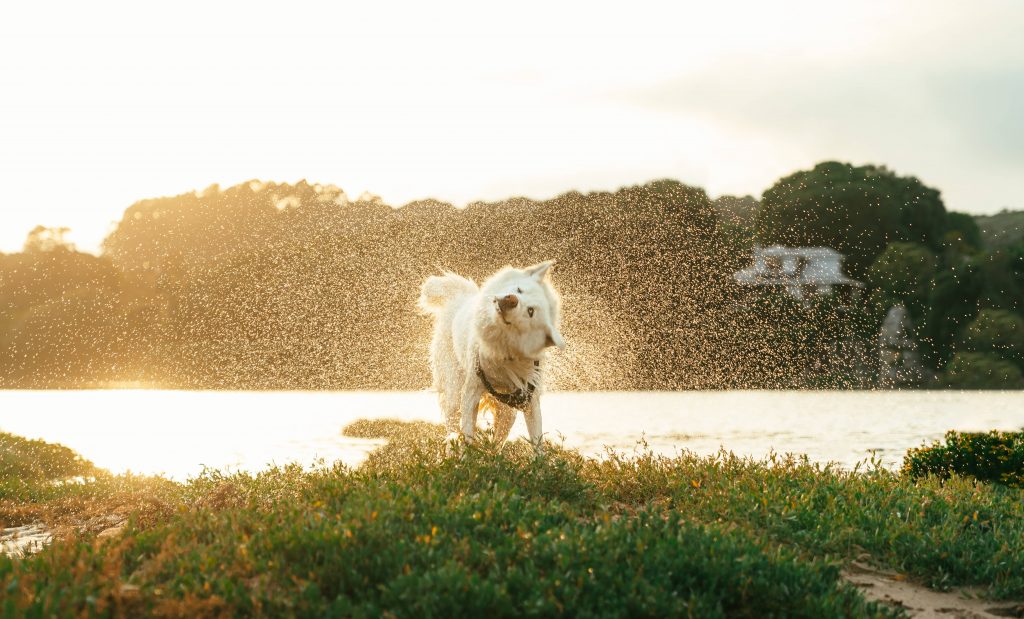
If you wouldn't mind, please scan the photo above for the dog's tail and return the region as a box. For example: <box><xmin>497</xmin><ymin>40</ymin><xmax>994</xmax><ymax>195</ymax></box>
<box><xmin>418</xmin><ymin>273</ymin><xmax>478</xmax><ymax>314</ymax></box>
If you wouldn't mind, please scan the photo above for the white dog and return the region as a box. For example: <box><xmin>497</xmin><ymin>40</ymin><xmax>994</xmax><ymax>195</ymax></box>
<box><xmin>419</xmin><ymin>261</ymin><xmax>565</xmax><ymax>450</ymax></box>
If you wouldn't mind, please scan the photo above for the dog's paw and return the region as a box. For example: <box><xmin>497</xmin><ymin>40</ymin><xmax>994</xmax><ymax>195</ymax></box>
<box><xmin>443</xmin><ymin>432</ymin><xmax>467</xmax><ymax>458</ymax></box>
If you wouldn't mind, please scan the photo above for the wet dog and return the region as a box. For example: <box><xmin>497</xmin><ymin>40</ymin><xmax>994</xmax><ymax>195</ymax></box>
<box><xmin>419</xmin><ymin>261</ymin><xmax>564</xmax><ymax>450</ymax></box>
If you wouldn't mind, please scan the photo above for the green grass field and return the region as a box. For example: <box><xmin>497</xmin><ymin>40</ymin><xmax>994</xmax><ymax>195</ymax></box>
<box><xmin>2</xmin><ymin>422</ymin><xmax>1023</xmax><ymax>618</ymax></box>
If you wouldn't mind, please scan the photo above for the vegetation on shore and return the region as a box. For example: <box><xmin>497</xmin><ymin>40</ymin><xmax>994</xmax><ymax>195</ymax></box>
<box><xmin>0</xmin><ymin>433</ymin><xmax>181</xmax><ymax>544</ymax></box>
<box><xmin>0</xmin><ymin>432</ymin><xmax>97</xmax><ymax>483</ymax></box>
<box><xmin>903</xmin><ymin>430</ymin><xmax>1024</xmax><ymax>488</ymax></box>
<box><xmin>2</xmin><ymin>421</ymin><xmax>1024</xmax><ymax>617</ymax></box>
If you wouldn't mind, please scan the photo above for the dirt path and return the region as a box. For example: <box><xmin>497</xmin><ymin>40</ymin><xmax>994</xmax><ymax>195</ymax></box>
<box><xmin>843</xmin><ymin>561</ymin><xmax>1024</xmax><ymax>618</ymax></box>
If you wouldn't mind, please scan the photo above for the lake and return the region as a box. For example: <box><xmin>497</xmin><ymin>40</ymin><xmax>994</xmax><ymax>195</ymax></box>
<box><xmin>1</xmin><ymin>390</ymin><xmax>1021</xmax><ymax>480</ymax></box>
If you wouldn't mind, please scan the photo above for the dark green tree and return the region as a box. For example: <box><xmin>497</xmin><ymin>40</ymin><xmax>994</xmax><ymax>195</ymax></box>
<box><xmin>943</xmin><ymin>352</ymin><xmax>1024</xmax><ymax>389</ymax></box>
<box><xmin>922</xmin><ymin>263</ymin><xmax>983</xmax><ymax>369</ymax></box>
<box><xmin>0</xmin><ymin>228</ymin><xmax>131</xmax><ymax>386</ymax></box>
<box><xmin>975</xmin><ymin>241</ymin><xmax>1024</xmax><ymax>312</ymax></box>
<box><xmin>756</xmin><ymin>161</ymin><xmax>947</xmax><ymax>276</ymax></box>
<box><xmin>961</xmin><ymin>308</ymin><xmax>1024</xmax><ymax>370</ymax></box>
<box><xmin>945</xmin><ymin>212</ymin><xmax>982</xmax><ymax>250</ymax></box>
<box><xmin>865</xmin><ymin>242</ymin><xmax>937</xmax><ymax>324</ymax></box>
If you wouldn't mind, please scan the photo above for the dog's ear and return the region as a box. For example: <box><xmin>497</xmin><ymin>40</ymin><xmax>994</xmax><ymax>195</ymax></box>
<box><xmin>525</xmin><ymin>260</ymin><xmax>555</xmax><ymax>280</ymax></box>
<box><xmin>545</xmin><ymin>325</ymin><xmax>566</xmax><ymax>349</ymax></box>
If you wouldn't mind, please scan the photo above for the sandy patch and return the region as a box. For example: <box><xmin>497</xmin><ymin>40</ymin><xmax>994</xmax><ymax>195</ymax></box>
<box><xmin>843</xmin><ymin>561</ymin><xmax>1024</xmax><ymax>618</ymax></box>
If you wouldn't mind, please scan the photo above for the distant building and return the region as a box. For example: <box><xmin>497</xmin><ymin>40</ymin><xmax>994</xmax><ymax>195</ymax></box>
<box><xmin>877</xmin><ymin>304</ymin><xmax>928</xmax><ymax>388</ymax></box>
<box><xmin>733</xmin><ymin>245</ymin><xmax>862</xmax><ymax>302</ymax></box>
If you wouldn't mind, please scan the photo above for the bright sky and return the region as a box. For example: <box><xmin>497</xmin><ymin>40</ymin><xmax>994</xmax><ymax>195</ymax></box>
<box><xmin>1</xmin><ymin>0</ymin><xmax>1022</xmax><ymax>253</ymax></box>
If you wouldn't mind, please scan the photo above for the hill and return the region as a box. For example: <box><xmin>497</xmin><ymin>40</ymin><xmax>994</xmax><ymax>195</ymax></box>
<box><xmin>975</xmin><ymin>209</ymin><xmax>1024</xmax><ymax>249</ymax></box>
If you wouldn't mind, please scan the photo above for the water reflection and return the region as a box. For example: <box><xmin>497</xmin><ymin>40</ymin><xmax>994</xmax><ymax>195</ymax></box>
<box><xmin>0</xmin><ymin>390</ymin><xmax>1021</xmax><ymax>480</ymax></box>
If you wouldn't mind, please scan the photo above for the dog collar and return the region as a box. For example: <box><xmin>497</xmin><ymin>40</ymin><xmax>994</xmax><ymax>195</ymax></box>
<box><xmin>475</xmin><ymin>357</ymin><xmax>540</xmax><ymax>410</ymax></box>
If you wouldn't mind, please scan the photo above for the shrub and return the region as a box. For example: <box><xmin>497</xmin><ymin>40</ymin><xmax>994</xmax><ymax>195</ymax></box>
<box><xmin>0</xmin><ymin>432</ymin><xmax>96</xmax><ymax>482</ymax></box>
<box><xmin>942</xmin><ymin>352</ymin><xmax>1024</xmax><ymax>389</ymax></box>
<box><xmin>903</xmin><ymin>430</ymin><xmax>1024</xmax><ymax>488</ymax></box>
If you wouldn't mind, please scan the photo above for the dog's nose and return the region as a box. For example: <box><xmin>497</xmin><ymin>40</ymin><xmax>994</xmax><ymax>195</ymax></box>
<box><xmin>498</xmin><ymin>294</ymin><xmax>519</xmax><ymax>313</ymax></box>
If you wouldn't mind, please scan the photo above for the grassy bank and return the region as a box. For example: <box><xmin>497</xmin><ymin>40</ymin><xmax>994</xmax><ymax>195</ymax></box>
<box><xmin>2</xmin><ymin>422</ymin><xmax>1023</xmax><ymax>617</ymax></box>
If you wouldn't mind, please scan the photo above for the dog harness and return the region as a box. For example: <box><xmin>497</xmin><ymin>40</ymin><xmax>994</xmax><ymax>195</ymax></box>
<box><xmin>476</xmin><ymin>358</ymin><xmax>540</xmax><ymax>409</ymax></box>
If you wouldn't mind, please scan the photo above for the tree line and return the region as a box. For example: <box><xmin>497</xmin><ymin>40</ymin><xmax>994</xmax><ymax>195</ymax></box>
<box><xmin>1</xmin><ymin>162</ymin><xmax>1021</xmax><ymax>389</ymax></box>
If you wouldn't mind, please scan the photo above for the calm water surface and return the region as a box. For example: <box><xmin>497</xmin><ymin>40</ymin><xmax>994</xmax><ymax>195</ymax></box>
<box><xmin>1</xmin><ymin>390</ymin><xmax>1021</xmax><ymax>480</ymax></box>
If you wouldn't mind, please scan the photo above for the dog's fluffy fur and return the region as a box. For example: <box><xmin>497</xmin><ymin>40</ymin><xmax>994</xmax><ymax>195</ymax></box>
<box><xmin>419</xmin><ymin>261</ymin><xmax>565</xmax><ymax>449</ymax></box>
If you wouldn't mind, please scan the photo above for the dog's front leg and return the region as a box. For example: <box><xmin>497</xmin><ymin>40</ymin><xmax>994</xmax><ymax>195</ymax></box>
<box><xmin>460</xmin><ymin>380</ymin><xmax>484</xmax><ymax>443</ymax></box>
<box><xmin>492</xmin><ymin>406</ymin><xmax>516</xmax><ymax>447</ymax></box>
<box><xmin>524</xmin><ymin>396</ymin><xmax>544</xmax><ymax>454</ymax></box>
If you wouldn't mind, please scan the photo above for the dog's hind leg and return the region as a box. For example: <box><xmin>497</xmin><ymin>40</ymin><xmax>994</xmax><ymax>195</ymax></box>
<box><xmin>492</xmin><ymin>406</ymin><xmax>516</xmax><ymax>447</ymax></box>
<box><xmin>438</xmin><ymin>390</ymin><xmax>460</xmax><ymax>435</ymax></box>
<box><xmin>460</xmin><ymin>381</ymin><xmax>484</xmax><ymax>443</ymax></box>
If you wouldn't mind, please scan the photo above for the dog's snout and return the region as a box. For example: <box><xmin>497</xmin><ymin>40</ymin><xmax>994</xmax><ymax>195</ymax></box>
<box><xmin>498</xmin><ymin>294</ymin><xmax>519</xmax><ymax>313</ymax></box>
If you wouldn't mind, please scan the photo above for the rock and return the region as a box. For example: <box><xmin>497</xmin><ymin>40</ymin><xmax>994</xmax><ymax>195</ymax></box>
<box><xmin>1</xmin><ymin>523</ymin><xmax>52</xmax><ymax>557</ymax></box>
<box><xmin>97</xmin><ymin>523</ymin><xmax>126</xmax><ymax>540</ymax></box>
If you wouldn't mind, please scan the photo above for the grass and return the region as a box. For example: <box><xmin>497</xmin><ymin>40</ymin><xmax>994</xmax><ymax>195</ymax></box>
<box><xmin>2</xmin><ymin>420</ymin><xmax>1024</xmax><ymax>617</ymax></box>
<box><xmin>587</xmin><ymin>448</ymin><xmax>1024</xmax><ymax>597</ymax></box>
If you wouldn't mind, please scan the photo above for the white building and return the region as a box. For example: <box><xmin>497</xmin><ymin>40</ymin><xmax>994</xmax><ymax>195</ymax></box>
<box><xmin>733</xmin><ymin>245</ymin><xmax>862</xmax><ymax>301</ymax></box>
<box><xmin>877</xmin><ymin>304</ymin><xmax>926</xmax><ymax>387</ymax></box>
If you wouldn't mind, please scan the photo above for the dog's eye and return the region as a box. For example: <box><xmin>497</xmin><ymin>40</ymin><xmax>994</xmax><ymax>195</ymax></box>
<box><xmin>527</xmin><ymin>307</ymin><xmax>535</xmax><ymax>317</ymax></box>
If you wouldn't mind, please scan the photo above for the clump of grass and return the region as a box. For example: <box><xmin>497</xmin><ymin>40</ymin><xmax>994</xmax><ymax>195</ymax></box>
<box><xmin>586</xmin><ymin>448</ymin><xmax>1024</xmax><ymax>598</ymax></box>
<box><xmin>0</xmin><ymin>431</ymin><xmax>182</xmax><ymax>533</ymax></box>
<box><xmin>342</xmin><ymin>418</ymin><xmax>448</xmax><ymax>473</ymax></box>
<box><xmin>3</xmin><ymin>420</ymin><xmax>1024</xmax><ymax>616</ymax></box>
<box><xmin>902</xmin><ymin>430</ymin><xmax>1024</xmax><ymax>488</ymax></box>
<box><xmin>2</xmin><ymin>434</ymin><xmax>896</xmax><ymax>618</ymax></box>
<box><xmin>342</xmin><ymin>418</ymin><xmax>445</xmax><ymax>442</ymax></box>
<box><xmin>0</xmin><ymin>432</ymin><xmax>97</xmax><ymax>483</ymax></box>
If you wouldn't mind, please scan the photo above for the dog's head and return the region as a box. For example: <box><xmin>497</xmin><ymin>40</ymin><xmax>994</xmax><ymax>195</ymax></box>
<box><xmin>481</xmin><ymin>260</ymin><xmax>565</xmax><ymax>357</ymax></box>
